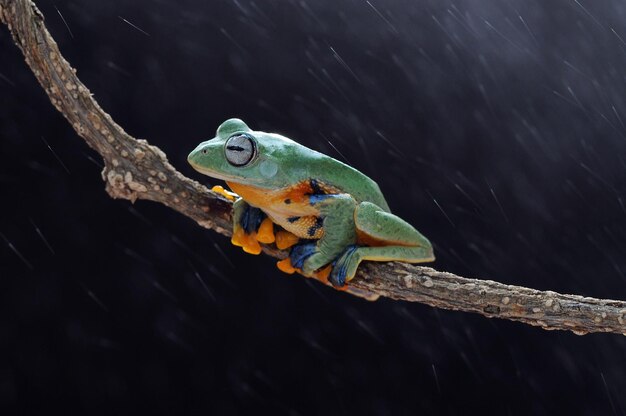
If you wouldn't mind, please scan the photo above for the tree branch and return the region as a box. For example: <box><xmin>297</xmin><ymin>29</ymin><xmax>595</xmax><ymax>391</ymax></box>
<box><xmin>2</xmin><ymin>0</ymin><xmax>625</xmax><ymax>336</ymax></box>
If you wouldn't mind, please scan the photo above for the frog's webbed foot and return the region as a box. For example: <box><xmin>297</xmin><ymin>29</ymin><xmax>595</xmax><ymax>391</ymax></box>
<box><xmin>276</xmin><ymin>242</ymin><xmax>333</xmax><ymax>284</ymax></box>
<box><xmin>279</xmin><ymin>243</ymin><xmax>360</xmax><ymax>287</ymax></box>
<box><xmin>229</xmin><ymin>197</ymin><xmax>300</xmax><ymax>257</ymax></box>
<box><xmin>213</xmin><ymin>185</ymin><xmax>268</xmax><ymax>254</ymax></box>
<box><xmin>231</xmin><ymin>198</ymin><xmax>276</xmax><ymax>254</ymax></box>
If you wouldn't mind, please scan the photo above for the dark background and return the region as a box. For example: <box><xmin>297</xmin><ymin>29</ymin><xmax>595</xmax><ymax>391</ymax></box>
<box><xmin>1</xmin><ymin>0</ymin><xmax>626</xmax><ymax>414</ymax></box>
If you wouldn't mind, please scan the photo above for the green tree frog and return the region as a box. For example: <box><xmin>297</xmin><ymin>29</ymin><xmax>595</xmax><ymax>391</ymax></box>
<box><xmin>188</xmin><ymin>119</ymin><xmax>434</xmax><ymax>288</ymax></box>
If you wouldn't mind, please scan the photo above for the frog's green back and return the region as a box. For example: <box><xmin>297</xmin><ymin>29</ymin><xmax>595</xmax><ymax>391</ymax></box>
<box><xmin>187</xmin><ymin>118</ymin><xmax>391</xmax><ymax>212</ymax></box>
<box><xmin>280</xmin><ymin>143</ymin><xmax>391</xmax><ymax>212</ymax></box>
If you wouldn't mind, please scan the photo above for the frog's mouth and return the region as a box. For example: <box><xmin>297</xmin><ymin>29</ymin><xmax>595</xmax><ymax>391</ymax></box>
<box><xmin>186</xmin><ymin>146</ymin><xmax>227</xmax><ymax>177</ymax></box>
<box><xmin>187</xmin><ymin>159</ymin><xmax>234</xmax><ymax>181</ymax></box>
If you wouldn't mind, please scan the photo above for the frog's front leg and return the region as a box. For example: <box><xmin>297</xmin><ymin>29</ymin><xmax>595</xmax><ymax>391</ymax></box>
<box><xmin>231</xmin><ymin>198</ymin><xmax>276</xmax><ymax>254</ymax></box>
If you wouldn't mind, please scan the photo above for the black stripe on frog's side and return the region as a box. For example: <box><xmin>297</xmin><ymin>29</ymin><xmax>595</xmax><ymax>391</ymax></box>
<box><xmin>307</xmin><ymin>216</ymin><xmax>324</xmax><ymax>237</ymax></box>
<box><xmin>306</xmin><ymin>179</ymin><xmax>344</xmax><ymax>206</ymax></box>
<box><xmin>287</xmin><ymin>216</ymin><xmax>300</xmax><ymax>223</ymax></box>
<box><xmin>309</xmin><ymin>179</ymin><xmax>324</xmax><ymax>195</ymax></box>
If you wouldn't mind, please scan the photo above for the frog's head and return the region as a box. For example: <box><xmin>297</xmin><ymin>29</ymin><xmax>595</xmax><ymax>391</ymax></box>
<box><xmin>188</xmin><ymin>118</ymin><xmax>303</xmax><ymax>188</ymax></box>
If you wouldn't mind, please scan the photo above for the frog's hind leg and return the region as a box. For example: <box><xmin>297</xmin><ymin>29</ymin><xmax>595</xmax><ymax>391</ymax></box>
<box><xmin>329</xmin><ymin>245</ymin><xmax>434</xmax><ymax>286</ymax></box>
<box><xmin>329</xmin><ymin>202</ymin><xmax>435</xmax><ymax>287</ymax></box>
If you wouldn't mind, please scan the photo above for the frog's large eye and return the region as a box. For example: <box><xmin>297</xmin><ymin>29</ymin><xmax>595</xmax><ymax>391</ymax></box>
<box><xmin>225</xmin><ymin>134</ymin><xmax>257</xmax><ymax>167</ymax></box>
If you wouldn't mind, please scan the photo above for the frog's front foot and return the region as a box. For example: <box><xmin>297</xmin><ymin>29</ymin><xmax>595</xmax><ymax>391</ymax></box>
<box><xmin>211</xmin><ymin>185</ymin><xmax>238</xmax><ymax>201</ymax></box>
<box><xmin>231</xmin><ymin>199</ymin><xmax>276</xmax><ymax>254</ymax></box>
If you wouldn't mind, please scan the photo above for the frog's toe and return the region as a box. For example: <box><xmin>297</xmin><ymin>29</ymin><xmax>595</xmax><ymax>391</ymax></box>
<box><xmin>256</xmin><ymin>217</ymin><xmax>275</xmax><ymax>244</ymax></box>
<box><xmin>276</xmin><ymin>257</ymin><xmax>297</xmax><ymax>274</ymax></box>
<box><xmin>275</xmin><ymin>230</ymin><xmax>300</xmax><ymax>250</ymax></box>
<box><xmin>276</xmin><ymin>256</ymin><xmax>331</xmax><ymax>287</ymax></box>
<box><xmin>241</xmin><ymin>234</ymin><xmax>262</xmax><ymax>254</ymax></box>
<box><xmin>329</xmin><ymin>245</ymin><xmax>360</xmax><ymax>287</ymax></box>
<box><xmin>231</xmin><ymin>228</ymin><xmax>262</xmax><ymax>254</ymax></box>
<box><xmin>310</xmin><ymin>264</ymin><xmax>332</xmax><ymax>284</ymax></box>
<box><xmin>231</xmin><ymin>227</ymin><xmax>246</xmax><ymax>247</ymax></box>
<box><xmin>211</xmin><ymin>185</ymin><xmax>238</xmax><ymax>201</ymax></box>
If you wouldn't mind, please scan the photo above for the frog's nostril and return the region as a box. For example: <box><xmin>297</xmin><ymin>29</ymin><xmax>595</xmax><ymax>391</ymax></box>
<box><xmin>201</xmin><ymin>148</ymin><xmax>207</xmax><ymax>154</ymax></box>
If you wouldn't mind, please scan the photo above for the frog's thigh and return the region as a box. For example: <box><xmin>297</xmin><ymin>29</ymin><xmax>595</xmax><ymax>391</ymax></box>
<box><xmin>355</xmin><ymin>202</ymin><xmax>432</xmax><ymax>249</ymax></box>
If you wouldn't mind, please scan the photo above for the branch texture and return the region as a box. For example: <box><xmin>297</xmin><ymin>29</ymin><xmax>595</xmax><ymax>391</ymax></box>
<box><xmin>2</xmin><ymin>0</ymin><xmax>625</xmax><ymax>336</ymax></box>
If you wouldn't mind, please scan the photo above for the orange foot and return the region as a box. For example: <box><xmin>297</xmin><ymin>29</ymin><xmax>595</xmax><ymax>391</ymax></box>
<box><xmin>276</xmin><ymin>257</ymin><xmax>346</xmax><ymax>290</ymax></box>
<box><xmin>231</xmin><ymin>226</ymin><xmax>262</xmax><ymax>254</ymax></box>
<box><xmin>231</xmin><ymin>214</ymin><xmax>297</xmax><ymax>255</ymax></box>
<box><xmin>230</xmin><ymin>218</ymin><xmax>276</xmax><ymax>254</ymax></box>
<box><xmin>211</xmin><ymin>185</ymin><xmax>238</xmax><ymax>201</ymax></box>
<box><xmin>256</xmin><ymin>218</ymin><xmax>275</xmax><ymax>244</ymax></box>
<box><xmin>231</xmin><ymin>217</ymin><xmax>277</xmax><ymax>254</ymax></box>
<box><xmin>275</xmin><ymin>230</ymin><xmax>299</xmax><ymax>250</ymax></box>
<box><xmin>231</xmin><ymin>218</ymin><xmax>277</xmax><ymax>255</ymax></box>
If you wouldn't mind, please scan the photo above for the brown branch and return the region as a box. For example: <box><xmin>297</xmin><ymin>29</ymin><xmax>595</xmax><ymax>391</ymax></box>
<box><xmin>2</xmin><ymin>0</ymin><xmax>625</xmax><ymax>336</ymax></box>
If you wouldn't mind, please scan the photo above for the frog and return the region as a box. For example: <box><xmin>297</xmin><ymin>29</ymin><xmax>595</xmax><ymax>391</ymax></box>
<box><xmin>187</xmin><ymin>118</ymin><xmax>434</xmax><ymax>290</ymax></box>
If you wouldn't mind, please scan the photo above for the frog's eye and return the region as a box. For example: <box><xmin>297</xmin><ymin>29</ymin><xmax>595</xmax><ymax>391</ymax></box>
<box><xmin>225</xmin><ymin>133</ymin><xmax>257</xmax><ymax>167</ymax></box>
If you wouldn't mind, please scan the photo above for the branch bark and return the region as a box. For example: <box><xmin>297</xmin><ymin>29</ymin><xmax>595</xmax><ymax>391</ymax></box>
<box><xmin>2</xmin><ymin>0</ymin><xmax>625</xmax><ymax>336</ymax></box>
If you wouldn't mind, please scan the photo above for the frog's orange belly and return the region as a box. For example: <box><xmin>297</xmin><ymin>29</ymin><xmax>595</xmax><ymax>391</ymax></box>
<box><xmin>270</xmin><ymin>214</ymin><xmax>325</xmax><ymax>239</ymax></box>
<box><xmin>226</xmin><ymin>180</ymin><xmax>328</xmax><ymax>239</ymax></box>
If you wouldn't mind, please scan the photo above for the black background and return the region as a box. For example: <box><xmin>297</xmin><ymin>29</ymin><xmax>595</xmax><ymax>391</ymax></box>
<box><xmin>1</xmin><ymin>0</ymin><xmax>626</xmax><ymax>414</ymax></box>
